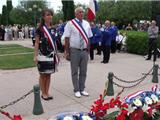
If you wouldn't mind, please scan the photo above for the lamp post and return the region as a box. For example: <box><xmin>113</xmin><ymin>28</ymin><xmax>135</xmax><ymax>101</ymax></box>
<box><xmin>28</xmin><ymin>4</ymin><xmax>42</xmax><ymax>28</ymax></box>
<box><xmin>33</xmin><ymin>5</ymin><xmax>37</xmax><ymax>28</ymax></box>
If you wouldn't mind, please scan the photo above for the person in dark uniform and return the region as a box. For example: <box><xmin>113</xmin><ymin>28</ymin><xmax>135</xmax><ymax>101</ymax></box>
<box><xmin>101</xmin><ymin>20</ymin><xmax>112</xmax><ymax>64</ymax></box>
<box><xmin>31</xmin><ymin>27</ymin><xmax>36</xmax><ymax>46</ymax></box>
<box><xmin>146</xmin><ymin>20</ymin><xmax>159</xmax><ymax>61</ymax></box>
<box><xmin>111</xmin><ymin>22</ymin><xmax>118</xmax><ymax>53</ymax></box>
<box><xmin>56</xmin><ymin>20</ymin><xmax>65</xmax><ymax>52</ymax></box>
<box><xmin>90</xmin><ymin>22</ymin><xmax>102</xmax><ymax>60</ymax></box>
<box><xmin>0</xmin><ymin>25</ymin><xmax>5</xmax><ymax>41</ymax></box>
<box><xmin>34</xmin><ymin>9</ymin><xmax>59</xmax><ymax>101</ymax></box>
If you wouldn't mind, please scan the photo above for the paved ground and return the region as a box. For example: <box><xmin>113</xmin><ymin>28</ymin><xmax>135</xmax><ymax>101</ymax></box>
<box><xmin>0</xmin><ymin>39</ymin><xmax>160</xmax><ymax>120</ymax></box>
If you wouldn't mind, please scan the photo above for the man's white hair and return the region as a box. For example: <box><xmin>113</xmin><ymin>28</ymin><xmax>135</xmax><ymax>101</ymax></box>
<box><xmin>74</xmin><ymin>7</ymin><xmax>84</xmax><ymax>14</ymax></box>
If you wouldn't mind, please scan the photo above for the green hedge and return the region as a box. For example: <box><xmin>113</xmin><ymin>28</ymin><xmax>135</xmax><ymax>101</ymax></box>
<box><xmin>122</xmin><ymin>30</ymin><xmax>160</xmax><ymax>55</ymax></box>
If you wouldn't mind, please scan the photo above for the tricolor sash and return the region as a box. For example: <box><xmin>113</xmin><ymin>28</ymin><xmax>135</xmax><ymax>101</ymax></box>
<box><xmin>71</xmin><ymin>19</ymin><xmax>89</xmax><ymax>46</ymax></box>
<box><xmin>42</xmin><ymin>25</ymin><xmax>59</xmax><ymax>64</ymax></box>
<box><xmin>123</xmin><ymin>90</ymin><xmax>145</xmax><ymax>104</ymax></box>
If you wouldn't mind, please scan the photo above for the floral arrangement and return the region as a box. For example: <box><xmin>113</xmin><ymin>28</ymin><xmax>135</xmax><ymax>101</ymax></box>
<box><xmin>3</xmin><ymin>84</ymin><xmax>160</xmax><ymax>120</ymax></box>
<box><xmin>53</xmin><ymin>85</ymin><xmax>160</xmax><ymax>120</ymax></box>
<box><xmin>89</xmin><ymin>85</ymin><xmax>160</xmax><ymax>120</ymax></box>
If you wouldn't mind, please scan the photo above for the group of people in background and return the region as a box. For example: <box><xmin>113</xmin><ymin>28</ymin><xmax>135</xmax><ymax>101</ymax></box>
<box><xmin>0</xmin><ymin>21</ymin><xmax>65</xmax><ymax>49</ymax></box>
<box><xmin>0</xmin><ymin>24</ymin><xmax>36</xmax><ymax>41</ymax></box>
<box><xmin>1</xmin><ymin>19</ymin><xmax>152</xmax><ymax>62</ymax></box>
<box><xmin>0</xmin><ymin>14</ymin><xmax>157</xmax><ymax>64</ymax></box>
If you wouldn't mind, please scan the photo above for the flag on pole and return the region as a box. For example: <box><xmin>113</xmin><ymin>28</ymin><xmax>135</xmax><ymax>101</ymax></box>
<box><xmin>87</xmin><ymin>0</ymin><xmax>98</xmax><ymax>21</ymax></box>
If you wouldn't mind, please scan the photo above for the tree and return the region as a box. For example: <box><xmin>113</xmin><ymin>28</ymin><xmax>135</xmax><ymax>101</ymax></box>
<box><xmin>7</xmin><ymin>0</ymin><xmax>13</xmax><ymax>12</ymax></box>
<box><xmin>9</xmin><ymin>8</ymin><xmax>28</xmax><ymax>24</ymax></box>
<box><xmin>96</xmin><ymin>1</ymin><xmax>152</xmax><ymax>28</ymax></box>
<box><xmin>52</xmin><ymin>8</ymin><xmax>63</xmax><ymax>24</ymax></box>
<box><xmin>151</xmin><ymin>1</ymin><xmax>160</xmax><ymax>19</ymax></box>
<box><xmin>9</xmin><ymin>0</ymin><xmax>48</xmax><ymax>25</ymax></box>
<box><xmin>19</xmin><ymin>0</ymin><xmax>47</xmax><ymax>10</ymax></box>
<box><xmin>7</xmin><ymin>0</ymin><xmax>13</xmax><ymax>24</ymax></box>
<box><xmin>62</xmin><ymin>0</ymin><xmax>75</xmax><ymax>21</ymax></box>
<box><xmin>67</xmin><ymin>1</ymin><xmax>75</xmax><ymax>20</ymax></box>
<box><xmin>151</xmin><ymin>1</ymin><xmax>160</xmax><ymax>29</ymax></box>
<box><xmin>1</xmin><ymin>5</ymin><xmax>8</xmax><ymax>25</ymax></box>
<box><xmin>62</xmin><ymin>1</ymin><xmax>67</xmax><ymax>21</ymax></box>
<box><xmin>0</xmin><ymin>14</ymin><xmax>2</xmax><ymax>25</ymax></box>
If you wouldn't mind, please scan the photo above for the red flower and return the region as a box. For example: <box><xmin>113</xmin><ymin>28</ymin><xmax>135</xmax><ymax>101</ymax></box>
<box><xmin>120</xmin><ymin>103</ymin><xmax>128</xmax><ymax>109</ymax></box>
<box><xmin>1</xmin><ymin>111</ymin><xmax>10</xmax><ymax>117</ymax></box>
<box><xmin>13</xmin><ymin>115</ymin><xmax>22</xmax><ymax>120</ymax></box>
<box><xmin>116</xmin><ymin>114</ymin><xmax>126</xmax><ymax>120</ymax></box>
<box><xmin>147</xmin><ymin>108</ymin><xmax>153</xmax><ymax>117</ymax></box>
<box><xmin>101</xmin><ymin>103</ymin><xmax>109</xmax><ymax>110</ymax></box>
<box><xmin>109</xmin><ymin>98</ymin><xmax>116</xmax><ymax>108</ymax></box>
<box><xmin>129</xmin><ymin>109</ymin><xmax>144</xmax><ymax>120</ymax></box>
<box><xmin>116</xmin><ymin>109</ymin><xmax>128</xmax><ymax>120</ymax></box>
<box><xmin>91</xmin><ymin>94</ymin><xmax>128</xmax><ymax>120</ymax></box>
<box><xmin>91</xmin><ymin>94</ymin><xmax>108</xmax><ymax>119</ymax></box>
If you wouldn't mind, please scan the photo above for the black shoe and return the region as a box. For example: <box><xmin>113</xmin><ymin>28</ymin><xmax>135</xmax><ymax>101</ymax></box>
<box><xmin>103</xmin><ymin>61</ymin><xmax>108</xmax><ymax>64</ymax></box>
<box><xmin>41</xmin><ymin>96</ymin><xmax>53</xmax><ymax>101</ymax></box>
<box><xmin>101</xmin><ymin>61</ymin><xmax>108</xmax><ymax>64</ymax></box>
<box><xmin>48</xmin><ymin>96</ymin><xmax>53</xmax><ymax>100</ymax></box>
<box><xmin>96</xmin><ymin>53</ymin><xmax>101</xmax><ymax>55</ymax></box>
<box><xmin>153</xmin><ymin>59</ymin><xmax>157</xmax><ymax>62</ymax></box>
<box><xmin>146</xmin><ymin>58</ymin><xmax>151</xmax><ymax>60</ymax></box>
<box><xmin>101</xmin><ymin>61</ymin><xmax>104</xmax><ymax>63</ymax></box>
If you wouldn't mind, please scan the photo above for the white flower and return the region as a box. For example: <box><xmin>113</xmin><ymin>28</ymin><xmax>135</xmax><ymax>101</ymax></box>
<box><xmin>145</xmin><ymin>97</ymin><xmax>152</xmax><ymax>105</ymax></box>
<box><xmin>82</xmin><ymin>115</ymin><xmax>93</xmax><ymax>120</ymax></box>
<box><xmin>133</xmin><ymin>98</ymin><xmax>142</xmax><ymax>107</ymax></box>
<box><xmin>151</xmin><ymin>94</ymin><xmax>159</xmax><ymax>103</ymax></box>
<box><xmin>127</xmin><ymin>105</ymin><xmax>135</xmax><ymax>115</ymax></box>
<box><xmin>142</xmin><ymin>104</ymin><xmax>150</xmax><ymax>112</ymax></box>
<box><xmin>63</xmin><ymin>116</ymin><xmax>73</xmax><ymax>120</ymax></box>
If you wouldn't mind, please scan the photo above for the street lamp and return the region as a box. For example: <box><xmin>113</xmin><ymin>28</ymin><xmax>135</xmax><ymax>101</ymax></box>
<box><xmin>33</xmin><ymin>4</ymin><xmax>37</xmax><ymax>9</ymax></box>
<box><xmin>28</xmin><ymin>8</ymin><xmax>32</xmax><ymax>12</ymax></box>
<box><xmin>28</xmin><ymin>4</ymin><xmax>42</xmax><ymax>28</ymax></box>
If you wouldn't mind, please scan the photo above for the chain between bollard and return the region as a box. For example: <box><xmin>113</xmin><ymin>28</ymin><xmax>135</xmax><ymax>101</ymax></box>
<box><xmin>116</xmin><ymin>88</ymin><xmax>125</xmax><ymax>98</ymax></box>
<box><xmin>113</xmin><ymin>79</ymin><xmax>143</xmax><ymax>88</ymax></box>
<box><xmin>0</xmin><ymin>89</ymin><xmax>33</xmax><ymax>110</ymax></box>
<box><xmin>113</xmin><ymin>67</ymin><xmax>153</xmax><ymax>84</ymax></box>
<box><xmin>112</xmin><ymin>67</ymin><xmax>153</xmax><ymax>89</ymax></box>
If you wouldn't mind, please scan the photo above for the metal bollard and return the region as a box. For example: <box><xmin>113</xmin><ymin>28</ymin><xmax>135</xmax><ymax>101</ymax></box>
<box><xmin>33</xmin><ymin>84</ymin><xmax>44</xmax><ymax>115</ymax></box>
<box><xmin>152</xmin><ymin>64</ymin><xmax>159</xmax><ymax>83</ymax></box>
<box><xmin>106</xmin><ymin>72</ymin><xmax>114</xmax><ymax>96</ymax></box>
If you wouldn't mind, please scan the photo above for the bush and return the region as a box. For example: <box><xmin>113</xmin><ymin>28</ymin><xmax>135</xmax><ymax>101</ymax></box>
<box><xmin>123</xmin><ymin>30</ymin><xmax>160</xmax><ymax>55</ymax></box>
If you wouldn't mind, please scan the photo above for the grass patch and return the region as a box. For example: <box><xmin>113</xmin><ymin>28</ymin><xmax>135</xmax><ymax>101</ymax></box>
<box><xmin>0</xmin><ymin>44</ymin><xmax>35</xmax><ymax>70</ymax></box>
<box><xmin>0</xmin><ymin>44</ymin><xmax>33</xmax><ymax>54</ymax></box>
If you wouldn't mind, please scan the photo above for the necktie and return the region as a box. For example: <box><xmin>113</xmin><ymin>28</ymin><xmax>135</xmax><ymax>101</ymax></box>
<box><xmin>79</xmin><ymin>21</ymin><xmax>85</xmax><ymax>49</ymax></box>
<box><xmin>80</xmin><ymin>33</ymin><xmax>84</xmax><ymax>49</ymax></box>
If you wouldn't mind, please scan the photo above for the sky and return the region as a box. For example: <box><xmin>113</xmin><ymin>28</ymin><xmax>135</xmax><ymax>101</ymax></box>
<box><xmin>0</xmin><ymin>0</ymin><xmax>90</xmax><ymax>13</ymax></box>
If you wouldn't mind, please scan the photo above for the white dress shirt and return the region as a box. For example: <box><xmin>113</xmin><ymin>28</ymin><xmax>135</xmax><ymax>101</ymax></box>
<box><xmin>63</xmin><ymin>18</ymin><xmax>93</xmax><ymax>49</ymax></box>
